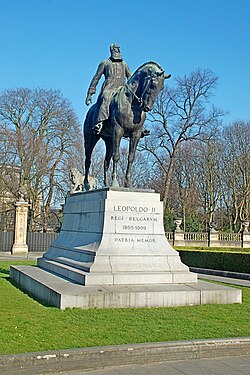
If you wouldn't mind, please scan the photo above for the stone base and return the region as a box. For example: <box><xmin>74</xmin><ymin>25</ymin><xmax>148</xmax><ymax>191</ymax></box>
<box><xmin>11</xmin><ymin>243</ymin><xmax>28</xmax><ymax>255</ymax></box>
<box><xmin>36</xmin><ymin>188</ymin><xmax>197</xmax><ymax>285</ymax></box>
<box><xmin>10</xmin><ymin>265</ymin><xmax>241</xmax><ymax>309</ymax></box>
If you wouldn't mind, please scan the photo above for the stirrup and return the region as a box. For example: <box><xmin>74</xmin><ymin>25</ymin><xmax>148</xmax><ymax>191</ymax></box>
<box><xmin>92</xmin><ymin>123</ymin><xmax>102</xmax><ymax>134</ymax></box>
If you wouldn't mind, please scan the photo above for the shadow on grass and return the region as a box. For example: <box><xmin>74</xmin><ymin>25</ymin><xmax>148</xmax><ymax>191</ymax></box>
<box><xmin>6</xmin><ymin>276</ymin><xmax>56</xmax><ymax>309</ymax></box>
<box><xmin>0</xmin><ymin>268</ymin><xmax>10</xmax><ymax>275</ymax></box>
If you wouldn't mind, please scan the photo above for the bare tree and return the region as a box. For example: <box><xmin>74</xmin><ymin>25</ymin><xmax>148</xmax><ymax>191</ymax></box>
<box><xmin>220</xmin><ymin>121</ymin><xmax>250</xmax><ymax>231</ymax></box>
<box><xmin>0</xmin><ymin>88</ymin><xmax>82</xmax><ymax>230</ymax></box>
<box><xmin>140</xmin><ymin>68</ymin><xmax>224</xmax><ymax>208</ymax></box>
<box><xmin>171</xmin><ymin>142</ymin><xmax>204</xmax><ymax>231</ymax></box>
<box><xmin>193</xmin><ymin>138</ymin><xmax>223</xmax><ymax>228</ymax></box>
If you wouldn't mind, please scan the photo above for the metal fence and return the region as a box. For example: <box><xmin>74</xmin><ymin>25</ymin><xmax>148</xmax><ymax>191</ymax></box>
<box><xmin>0</xmin><ymin>210</ymin><xmax>15</xmax><ymax>252</ymax></box>
<box><xmin>0</xmin><ymin>231</ymin><xmax>14</xmax><ymax>252</ymax></box>
<box><xmin>27</xmin><ymin>232</ymin><xmax>58</xmax><ymax>252</ymax></box>
<box><xmin>0</xmin><ymin>231</ymin><xmax>58</xmax><ymax>252</ymax></box>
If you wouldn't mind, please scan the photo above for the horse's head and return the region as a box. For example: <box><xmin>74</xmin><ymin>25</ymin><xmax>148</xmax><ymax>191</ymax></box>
<box><xmin>129</xmin><ymin>62</ymin><xmax>171</xmax><ymax>112</ymax></box>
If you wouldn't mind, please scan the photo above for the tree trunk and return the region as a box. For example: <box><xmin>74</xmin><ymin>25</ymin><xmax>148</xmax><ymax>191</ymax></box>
<box><xmin>162</xmin><ymin>153</ymin><xmax>176</xmax><ymax>209</ymax></box>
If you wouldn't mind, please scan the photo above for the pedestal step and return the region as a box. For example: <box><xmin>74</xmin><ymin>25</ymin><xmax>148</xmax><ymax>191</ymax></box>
<box><xmin>10</xmin><ymin>265</ymin><xmax>242</xmax><ymax>309</ymax></box>
<box><xmin>38</xmin><ymin>258</ymin><xmax>89</xmax><ymax>284</ymax></box>
<box><xmin>45</xmin><ymin>256</ymin><xmax>93</xmax><ymax>272</ymax></box>
<box><xmin>45</xmin><ymin>245</ymin><xmax>96</xmax><ymax>261</ymax></box>
<box><xmin>38</xmin><ymin>258</ymin><xmax>197</xmax><ymax>285</ymax></box>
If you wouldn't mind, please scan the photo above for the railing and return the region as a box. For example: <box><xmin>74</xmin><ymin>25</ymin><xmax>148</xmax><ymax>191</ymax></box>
<box><xmin>184</xmin><ymin>232</ymin><xmax>208</xmax><ymax>241</ymax></box>
<box><xmin>218</xmin><ymin>232</ymin><xmax>242</xmax><ymax>242</ymax></box>
<box><xmin>166</xmin><ymin>230</ymin><xmax>250</xmax><ymax>248</ymax></box>
<box><xmin>165</xmin><ymin>232</ymin><xmax>174</xmax><ymax>246</ymax></box>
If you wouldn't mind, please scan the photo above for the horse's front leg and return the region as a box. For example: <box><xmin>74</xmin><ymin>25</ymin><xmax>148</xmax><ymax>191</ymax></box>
<box><xmin>84</xmin><ymin>159</ymin><xmax>91</xmax><ymax>191</ymax></box>
<box><xmin>112</xmin><ymin>125</ymin><xmax>124</xmax><ymax>187</ymax></box>
<box><xmin>125</xmin><ymin>131</ymin><xmax>141</xmax><ymax>188</ymax></box>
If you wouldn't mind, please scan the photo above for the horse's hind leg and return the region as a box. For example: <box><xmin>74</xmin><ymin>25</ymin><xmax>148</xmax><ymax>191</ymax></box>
<box><xmin>84</xmin><ymin>135</ymin><xmax>99</xmax><ymax>190</ymax></box>
<box><xmin>103</xmin><ymin>137</ymin><xmax>113</xmax><ymax>187</ymax></box>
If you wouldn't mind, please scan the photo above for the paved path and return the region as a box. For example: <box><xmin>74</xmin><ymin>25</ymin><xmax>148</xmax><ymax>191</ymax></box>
<box><xmin>54</xmin><ymin>355</ymin><xmax>250</xmax><ymax>374</ymax></box>
<box><xmin>198</xmin><ymin>273</ymin><xmax>250</xmax><ymax>288</ymax></box>
<box><xmin>0</xmin><ymin>252</ymin><xmax>43</xmax><ymax>260</ymax></box>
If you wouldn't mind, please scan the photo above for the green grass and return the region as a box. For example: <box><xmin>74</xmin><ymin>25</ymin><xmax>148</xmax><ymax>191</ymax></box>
<box><xmin>1</xmin><ymin>260</ymin><xmax>250</xmax><ymax>355</ymax></box>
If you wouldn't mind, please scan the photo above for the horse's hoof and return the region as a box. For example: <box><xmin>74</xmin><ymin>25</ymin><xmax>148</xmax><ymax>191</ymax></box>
<box><xmin>84</xmin><ymin>183</ymin><xmax>90</xmax><ymax>191</ymax></box>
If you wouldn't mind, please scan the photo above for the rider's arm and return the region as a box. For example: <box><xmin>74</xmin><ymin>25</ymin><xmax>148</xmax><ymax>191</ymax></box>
<box><xmin>125</xmin><ymin>63</ymin><xmax>132</xmax><ymax>80</ymax></box>
<box><xmin>85</xmin><ymin>61</ymin><xmax>105</xmax><ymax>105</ymax></box>
<box><xmin>87</xmin><ymin>61</ymin><xmax>105</xmax><ymax>96</ymax></box>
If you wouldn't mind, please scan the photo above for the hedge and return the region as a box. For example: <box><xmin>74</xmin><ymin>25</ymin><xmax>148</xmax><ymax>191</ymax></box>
<box><xmin>178</xmin><ymin>250</ymin><xmax>250</xmax><ymax>274</ymax></box>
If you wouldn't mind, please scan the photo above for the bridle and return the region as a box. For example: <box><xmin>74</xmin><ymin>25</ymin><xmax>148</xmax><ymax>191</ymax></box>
<box><xmin>127</xmin><ymin>74</ymin><xmax>156</xmax><ymax>108</ymax></box>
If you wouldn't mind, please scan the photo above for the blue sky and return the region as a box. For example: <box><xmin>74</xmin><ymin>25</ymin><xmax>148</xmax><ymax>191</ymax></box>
<box><xmin>1</xmin><ymin>0</ymin><xmax>250</xmax><ymax>125</ymax></box>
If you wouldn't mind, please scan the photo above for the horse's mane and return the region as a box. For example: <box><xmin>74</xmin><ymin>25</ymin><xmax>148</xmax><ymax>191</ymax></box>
<box><xmin>126</xmin><ymin>61</ymin><xmax>164</xmax><ymax>87</ymax></box>
<box><xmin>132</xmin><ymin>61</ymin><xmax>163</xmax><ymax>77</ymax></box>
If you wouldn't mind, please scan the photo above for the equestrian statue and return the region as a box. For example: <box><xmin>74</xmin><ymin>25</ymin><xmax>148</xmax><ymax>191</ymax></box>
<box><xmin>83</xmin><ymin>44</ymin><xmax>171</xmax><ymax>189</ymax></box>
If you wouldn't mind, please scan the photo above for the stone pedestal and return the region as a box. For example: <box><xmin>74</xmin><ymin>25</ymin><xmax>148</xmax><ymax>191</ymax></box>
<box><xmin>173</xmin><ymin>219</ymin><xmax>185</xmax><ymax>246</ymax></box>
<box><xmin>38</xmin><ymin>188</ymin><xmax>197</xmax><ymax>285</ymax></box>
<box><xmin>11</xmin><ymin>199</ymin><xmax>30</xmax><ymax>255</ymax></box>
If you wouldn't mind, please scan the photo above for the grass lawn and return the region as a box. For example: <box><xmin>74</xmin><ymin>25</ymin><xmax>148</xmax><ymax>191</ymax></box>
<box><xmin>0</xmin><ymin>260</ymin><xmax>250</xmax><ymax>355</ymax></box>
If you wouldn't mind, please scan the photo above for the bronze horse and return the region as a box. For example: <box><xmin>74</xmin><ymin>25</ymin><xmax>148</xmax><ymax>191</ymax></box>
<box><xmin>83</xmin><ymin>61</ymin><xmax>170</xmax><ymax>189</ymax></box>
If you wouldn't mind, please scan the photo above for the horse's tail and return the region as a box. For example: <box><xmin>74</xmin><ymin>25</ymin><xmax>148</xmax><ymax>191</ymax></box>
<box><xmin>83</xmin><ymin>105</ymin><xmax>95</xmax><ymax>137</ymax></box>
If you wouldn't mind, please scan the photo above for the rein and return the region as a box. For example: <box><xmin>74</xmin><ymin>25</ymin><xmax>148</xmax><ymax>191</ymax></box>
<box><xmin>126</xmin><ymin>85</ymin><xmax>143</xmax><ymax>106</ymax></box>
<box><xmin>126</xmin><ymin>75</ymin><xmax>152</xmax><ymax>108</ymax></box>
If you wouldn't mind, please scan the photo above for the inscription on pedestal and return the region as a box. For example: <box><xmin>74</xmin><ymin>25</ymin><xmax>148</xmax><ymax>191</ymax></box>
<box><xmin>114</xmin><ymin>237</ymin><xmax>156</xmax><ymax>243</ymax></box>
<box><xmin>114</xmin><ymin>204</ymin><xmax>156</xmax><ymax>213</ymax></box>
<box><xmin>107</xmin><ymin>202</ymin><xmax>162</xmax><ymax>243</ymax></box>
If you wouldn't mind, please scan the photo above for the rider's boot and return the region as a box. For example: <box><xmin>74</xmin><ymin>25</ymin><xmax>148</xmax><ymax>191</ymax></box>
<box><xmin>92</xmin><ymin>122</ymin><xmax>103</xmax><ymax>134</ymax></box>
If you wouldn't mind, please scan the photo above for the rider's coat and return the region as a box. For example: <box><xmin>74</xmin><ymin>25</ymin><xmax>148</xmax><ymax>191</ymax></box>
<box><xmin>86</xmin><ymin>58</ymin><xmax>131</xmax><ymax>124</ymax></box>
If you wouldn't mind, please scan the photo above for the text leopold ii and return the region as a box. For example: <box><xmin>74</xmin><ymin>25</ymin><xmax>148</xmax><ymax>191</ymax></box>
<box><xmin>113</xmin><ymin>205</ymin><xmax>156</xmax><ymax>213</ymax></box>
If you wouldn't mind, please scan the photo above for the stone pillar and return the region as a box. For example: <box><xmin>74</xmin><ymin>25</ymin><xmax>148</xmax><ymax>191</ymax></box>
<box><xmin>242</xmin><ymin>221</ymin><xmax>250</xmax><ymax>248</ymax></box>
<box><xmin>173</xmin><ymin>219</ymin><xmax>185</xmax><ymax>247</ymax></box>
<box><xmin>208</xmin><ymin>224</ymin><xmax>219</xmax><ymax>247</ymax></box>
<box><xmin>11</xmin><ymin>199</ymin><xmax>30</xmax><ymax>255</ymax></box>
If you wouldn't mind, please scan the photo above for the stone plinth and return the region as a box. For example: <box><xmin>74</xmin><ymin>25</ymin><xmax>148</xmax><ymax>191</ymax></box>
<box><xmin>37</xmin><ymin>188</ymin><xmax>197</xmax><ymax>285</ymax></box>
<box><xmin>173</xmin><ymin>230</ymin><xmax>185</xmax><ymax>247</ymax></box>
<box><xmin>11</xmin><ymin>199</ymin><xmax>30</xmax><ymax>255</ymax></box>
<box><xmin>10</xmin><ymin>265</ymin><xmax>242</xmax><ymax>309</ymax></box>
